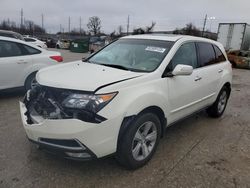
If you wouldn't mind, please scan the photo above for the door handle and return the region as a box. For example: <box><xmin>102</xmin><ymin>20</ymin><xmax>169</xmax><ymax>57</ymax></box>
<box><xmin>17</xmin><ymin>60</ymin><xmax>28</xmax><ymax>64</ymax></box>
<box><xmin>218</xmin><ymin>69</ymin><xmax>223</xmax><ymax>73</ymax></box>
<box><xmin>194</xmin><ymin>76</ymin><xmax>202</xmax><ymax>81</ymax></box>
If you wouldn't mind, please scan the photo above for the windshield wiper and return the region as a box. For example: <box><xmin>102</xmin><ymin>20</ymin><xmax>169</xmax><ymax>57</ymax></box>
<box><xmin>99</xmin><ymin>63</ymin><xmax>130</xmax><ymax>71</ymax></box>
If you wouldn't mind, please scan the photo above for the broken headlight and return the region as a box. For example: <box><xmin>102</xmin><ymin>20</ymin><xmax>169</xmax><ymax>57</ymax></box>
<box><xmin>62</xmin><ymin>92</ymin><xmax>117</xmax><ymax>113</ymax></box>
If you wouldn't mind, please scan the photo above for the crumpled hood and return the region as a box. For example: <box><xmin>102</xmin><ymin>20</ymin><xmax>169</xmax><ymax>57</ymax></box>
<box><xmin>36</xmin><ymin>61</ymin><xmax>144</xmax><ymax>92</ymax></box>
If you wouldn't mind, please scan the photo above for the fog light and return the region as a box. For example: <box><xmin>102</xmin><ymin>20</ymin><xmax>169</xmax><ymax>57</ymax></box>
<box><xmin>65</xmin><ymin>152</ymin><xmax>91</xmax><ymax>158</ymax></box>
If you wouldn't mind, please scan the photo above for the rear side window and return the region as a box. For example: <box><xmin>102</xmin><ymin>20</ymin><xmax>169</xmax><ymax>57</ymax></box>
<box><xmin>22</xmin><ymin>44</ymin><xmax>41</xmax><ymax>55</ymax></box>
<box><xmin>0</xmin><ymin>40</ymin><xmax>22</xmax><ymax>57</ymax></box>
<box><xmin>197</xmin><ymin>42</ymin><xmax>216</xmax><ymax>67</ymax></box>
<box><xmin>213</xmin><ymin>45</ymin><xmax>226</xmax><ymax>63</ymax></box>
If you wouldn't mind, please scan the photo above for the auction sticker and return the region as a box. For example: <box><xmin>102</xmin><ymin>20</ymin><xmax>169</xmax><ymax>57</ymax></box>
<box><xmin>145</xmin><ymin>46</ymin><xmax>166</xmax><ymax>53</ymax></box>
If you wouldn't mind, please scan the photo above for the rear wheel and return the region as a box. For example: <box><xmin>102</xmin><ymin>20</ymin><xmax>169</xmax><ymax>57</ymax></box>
<box><xmin>206</xmin><ymin>86</ymin><xmax>229</xmax><ymax>118</ymax></box>
<box><xmin>24</xmin><ymin>73</ymin><xmax>37</xmax><ymax>91</ymax></box>
<box><xmin>116</xmin><ymin>113</ymin><xmax>161</xmax><ymax>169</ymax></box>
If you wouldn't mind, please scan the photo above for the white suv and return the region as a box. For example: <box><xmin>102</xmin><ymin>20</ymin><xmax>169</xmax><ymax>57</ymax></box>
<box><xmin>20</xmin><ymin>35</ymin><xmax>232</xmax><ymax>169</ymax></box>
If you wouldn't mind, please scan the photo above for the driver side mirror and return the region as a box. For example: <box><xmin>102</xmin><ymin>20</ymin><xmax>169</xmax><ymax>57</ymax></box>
<box><xmin>164</xmin><ymin>64</ymin><xmax>193</xmax><ymax>77</ymax></box>
<box><xmin>172</xmin><ymin>64</ymin><xmax>193</xmax><ymax>76</ymax></box>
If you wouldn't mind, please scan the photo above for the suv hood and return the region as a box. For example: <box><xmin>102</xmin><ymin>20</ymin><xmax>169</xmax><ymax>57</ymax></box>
<box><xmin>36</xmin><ymin>61</ymin><xmax>144</xmax><ymax>92</ymax></box>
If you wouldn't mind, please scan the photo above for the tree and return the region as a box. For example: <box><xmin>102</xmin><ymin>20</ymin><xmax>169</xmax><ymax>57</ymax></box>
<box><xmin>146</xmin><ymin>22</ymin><xmax>156</xmax><ymax>33</ymax></box>
<box><xmin>173</xmin><ymin>23</ymin><xmax>201</xmax><ymax>36</ymax></box>
<box><xmin>132</xmin><ymin>21</ymin><xmax>156</xmax><ymax>35</ymax></box>
<box><xmin>87</xmin><ymin>16</ymin><xmax>101</xmax><ymax>35</ymax></box>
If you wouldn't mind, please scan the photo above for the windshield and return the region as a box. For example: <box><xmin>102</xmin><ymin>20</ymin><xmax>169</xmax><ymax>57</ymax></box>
<box><xmin>88</xmin><ymin>39</ymin><xmax>174</xmax><ymax>72</ymax></box>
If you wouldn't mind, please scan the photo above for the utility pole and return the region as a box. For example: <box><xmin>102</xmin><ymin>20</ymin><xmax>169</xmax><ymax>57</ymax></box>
<box><xmin>127</xmin><ymin>15</ymin><xmax>130</xmax><ymax>35</ymax></box>
<box><xmin>60</xmin><ymin>24</ymin><xmax>62</xmax><ymax>33</ymax></box>
<box><xmin>202</xmin><ymin>14</ymin><xmax>207</xmax><ymax>37</ymax></box>
<box><xmin>20</xmin><ymin>8</ymin><xmax>24</xmax><ymax>28</ymax></box>
<box><xmin>80</xmin><ymin>16</ymin><xmax>82</xmax><ymax>34</ymax></box>
<box><xmin>41</xmin><ymin>14</ymin><xmax>44</xmax><ymax>30</ymax></box>
<box><xmin>68</xmin><ymin>17</ymin><xmax>71</xmax><ymax>33</ymax></box>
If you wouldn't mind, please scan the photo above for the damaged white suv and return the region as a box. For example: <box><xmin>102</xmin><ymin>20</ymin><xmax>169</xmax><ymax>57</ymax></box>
<box><xmin>20</xmin><ymin>35</ymin><xmax>232</xmax><ymax>169</ymax></box>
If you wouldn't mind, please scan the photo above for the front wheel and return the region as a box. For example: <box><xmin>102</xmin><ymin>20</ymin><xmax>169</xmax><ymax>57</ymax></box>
<box><xmin>116</xmin><ymin>113</ymin><xmax>161</xmax><ymax>169</ymax></box>
<box><xmin>206</xmin><ymin>86</ymin><xmax>230</xmax><ymax>118</ymax></box>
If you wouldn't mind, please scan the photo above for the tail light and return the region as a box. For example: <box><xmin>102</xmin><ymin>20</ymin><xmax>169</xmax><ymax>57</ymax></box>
<box><xmin>50</xmin><ymin>56</ymin><xmax>63</xmax><ymax>62</ymax></box>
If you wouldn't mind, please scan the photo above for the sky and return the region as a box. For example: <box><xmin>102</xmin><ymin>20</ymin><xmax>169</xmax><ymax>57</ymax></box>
<box><xmin>1</xmin><ymin>0</ymin><xmax>250</xmax><ymax>34</ymax></box>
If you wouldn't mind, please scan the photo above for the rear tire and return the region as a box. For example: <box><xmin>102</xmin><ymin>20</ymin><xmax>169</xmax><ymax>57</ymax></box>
<box><xmin>116</xmin><ymin>113</ymin><xmax>161</xmax><ymax>169</ymax></box>
<box><xmin>24</xmin><ymin>73</ymin><xmax>37</xmax><ymax>91</ymax></box>
<box><xmin>206</xmin><ymin>86</ymin><xmax>229</xmax><ymax>118</ymax></box>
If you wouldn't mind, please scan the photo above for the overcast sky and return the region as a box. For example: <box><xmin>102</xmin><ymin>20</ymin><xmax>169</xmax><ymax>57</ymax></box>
<box><xmin>1</xmin><ymin>0</ymin><xmax>250</xmax><ymax>34</ymax></box>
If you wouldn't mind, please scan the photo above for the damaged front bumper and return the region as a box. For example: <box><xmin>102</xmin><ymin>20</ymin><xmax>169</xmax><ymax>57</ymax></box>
<box><xmin>20</xmin><ymin>93</ymin><xmax>123</xmax><ymax>159</ymax></box>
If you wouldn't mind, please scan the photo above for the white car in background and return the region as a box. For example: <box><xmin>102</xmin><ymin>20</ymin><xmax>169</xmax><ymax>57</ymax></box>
<box><xmin>24</xmin><ymin>36</ymin><xmax>48</xmax><ymax>49</ymax></box>
<box><xmin>0</xmin><ymin>36</ymin><xmax>63</xmax><ymax>91</ymax></box>
<box><xmin>56</xmin><ymin>39</ymin><xmax>70</xmax><ymax>49</ymax></box>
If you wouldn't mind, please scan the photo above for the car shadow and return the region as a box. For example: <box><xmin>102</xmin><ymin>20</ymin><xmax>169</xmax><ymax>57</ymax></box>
<box><xmin>0</xmin><ymin>88</ymin><xmax>25</xmax><ymax>99</ymax></box>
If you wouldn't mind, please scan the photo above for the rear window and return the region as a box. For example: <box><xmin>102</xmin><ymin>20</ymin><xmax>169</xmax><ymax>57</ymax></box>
<box><xmin>197</xmin><ymin>42</ymin><xmax>216</xmax><ymax>67</ymax></box>
<box><xmin>22</xmin><ymin>44</ymin><xmax>41</xmax><ymax>55</ymax></box>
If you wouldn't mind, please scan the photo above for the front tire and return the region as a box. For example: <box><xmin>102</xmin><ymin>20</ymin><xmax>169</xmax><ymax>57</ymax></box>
<box><xmin>206</xmin><ymin>86</ymin><xmax>229</xmax><ymax>118</ymax></box>
<box><xmin>116</xmin><ymin>113</ymin><xmax>161</xmax><ymax>169</ymax></box>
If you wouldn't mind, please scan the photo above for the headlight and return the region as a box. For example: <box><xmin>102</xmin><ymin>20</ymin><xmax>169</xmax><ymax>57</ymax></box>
<box><xmin>62</xmin><ymin>92</ymin><xmax>117</xmax><ymax>113</ymax></box>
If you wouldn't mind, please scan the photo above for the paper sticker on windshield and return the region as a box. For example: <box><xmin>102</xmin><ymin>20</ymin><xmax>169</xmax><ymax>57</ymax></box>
<box><xmin>145</xmin><ymin>46</ymin><xmax>166</xmax><ymax>53</ymax></box>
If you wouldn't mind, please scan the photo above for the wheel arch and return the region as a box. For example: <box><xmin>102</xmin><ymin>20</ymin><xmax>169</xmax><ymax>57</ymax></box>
<box><xmin>223</xmin><ymin>82</ymin><xmax>231</xmax><ymax>96</ymax></box>
<box><xmin>117</xmin><ymin>105</ymin><xmax>167</xmax><ymax>150</ymax></box>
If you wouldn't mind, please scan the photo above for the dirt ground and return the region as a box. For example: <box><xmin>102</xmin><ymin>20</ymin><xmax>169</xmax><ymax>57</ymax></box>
<box><xmin>0</xmin><ymin>49</ymin><xmax>249</xmax><ymax>188</ymax></box>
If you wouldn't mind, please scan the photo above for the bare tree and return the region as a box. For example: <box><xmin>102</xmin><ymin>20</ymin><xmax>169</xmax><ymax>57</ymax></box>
<box><xmin>132</xmin><ymin>21</ymin><xmax>156</xmax><ymax>35</ymax></box>
<box><xmin>146</xmin><ymin>22</ymin><xmax>156</xmax><ymax>33</ymax></box>
<box><xmin>173</xmin><ymin>23</ymin><xmax>201</xmax><ymax>36</ymax></box>
<box><xmin>87</xmin><ymin>16</ymin><xmax>101</xmax><ymax>35</ymax></box>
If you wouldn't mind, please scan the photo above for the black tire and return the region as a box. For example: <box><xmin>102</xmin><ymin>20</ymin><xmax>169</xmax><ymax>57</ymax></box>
<box><xmin>206</xmin><ymin>86</ymin><xmax>229</xmax><ymax>118</ymax></box>
<box><xmin>24</xmin><ymin>73</ymin><xmax>37</xmax><ymax>91</ymax></box>
<box><xmin>116</xmin><ymin>113</ymin><xmax>161</xmax><ymax>169</ymax></box>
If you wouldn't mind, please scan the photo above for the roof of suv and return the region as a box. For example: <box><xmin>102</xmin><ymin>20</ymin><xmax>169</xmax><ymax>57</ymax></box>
<box><xmin>122</xmin><ymin>34</ymin><xmax>215</xmax><ymax>43</ymax></box>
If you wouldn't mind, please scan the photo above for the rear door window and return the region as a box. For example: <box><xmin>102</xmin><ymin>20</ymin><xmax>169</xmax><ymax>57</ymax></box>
<box><xmin>21</xmin><ymin>44</ymin><xmax>41</xmax><ymax>55</ymax></box>
<box><xmin>213</xmin><ymin>45</ymin><xmax>226</xmax><ymax>63</ymax></box>
<box><xmin>197</xmin><ymin>42</ymin><xmax>216</xmax><ymax>67</ymax></box>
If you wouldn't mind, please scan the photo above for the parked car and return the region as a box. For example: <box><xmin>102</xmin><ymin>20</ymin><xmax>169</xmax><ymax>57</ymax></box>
<box><xmin>0</xmin><ymin>30</ymin><xmax>24</xmax><ymax>40</ymax></box>
<box><xmin>24</xmin><ymin>36</ymin><xmax>47</xmax><ymax>49</ymax></box>
<box><xmin>56</xmin><ymin>39</ymin><xmax>70</xmax><ymax>49</ymax></box>
<box><xmin>227</xmin><ymin>50</ymin><xmax>250</xmax><ymax>69</ymax></box>
<box><xmin>46</xmin><ymin>38</ymin><xmax>57</xmax><ymax>48</ymax></box>
<box><xmin>20</xmin><ymin>35</ymin><xmax>232</xmax><ymax>169</ymax></box>
<box><xmin>0</xmin><ymin>36</ymin><xmax>63</xmax><ymax>91</ymax></box>
<box><xmin>89</xmin><ymin>36</ymin><xmax>107</xmax><ymax>53</ymax></box>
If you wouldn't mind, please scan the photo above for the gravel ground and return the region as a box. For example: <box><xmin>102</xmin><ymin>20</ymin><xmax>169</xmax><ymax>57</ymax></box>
<box><xmin>0</xmin><ymin>49</ymin><xmax>249</xmax><ymax>188</ymax></box>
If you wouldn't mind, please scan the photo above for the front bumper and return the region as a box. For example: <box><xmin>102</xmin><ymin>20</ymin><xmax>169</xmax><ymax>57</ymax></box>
<box><xmin>20</xmin><ymin>101</ymin><xmax>123</xmax><ymax>159</ymax></box>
